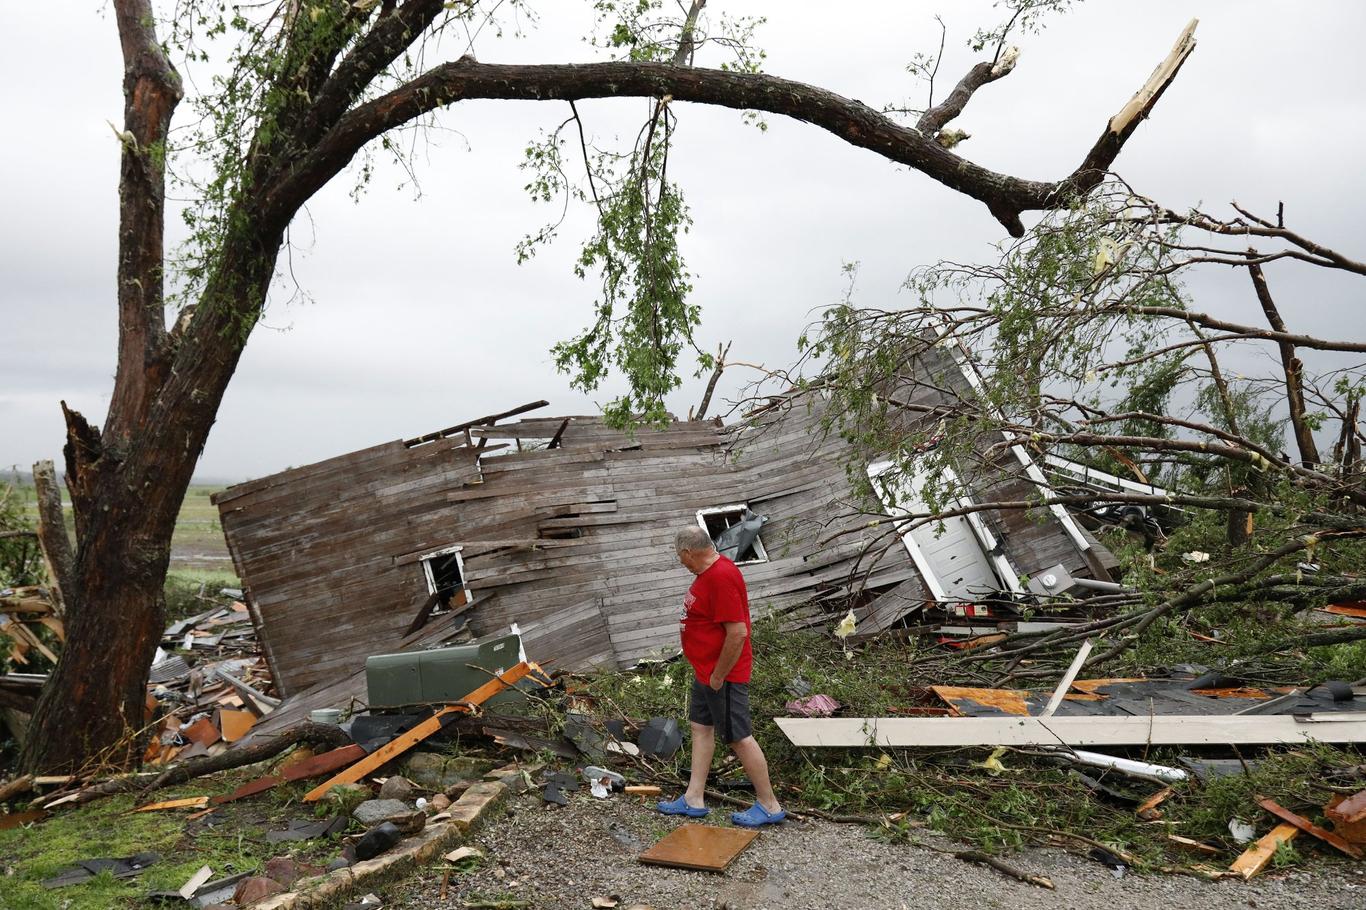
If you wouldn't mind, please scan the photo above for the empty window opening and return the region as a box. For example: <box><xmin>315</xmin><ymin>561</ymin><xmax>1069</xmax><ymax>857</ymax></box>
<box><xmin>421</xmin><ymin>546</ymin><xmax>470</xmax><ymax>613</ymax></box>
<box><xmin>697</xmin><ymin>505</ymin><xmax>769</xmax><ymax>565</ymax></box>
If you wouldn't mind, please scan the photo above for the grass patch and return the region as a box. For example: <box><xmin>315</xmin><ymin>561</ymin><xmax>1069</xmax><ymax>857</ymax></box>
<box><xmin>0</xmin><ymin>768</ymin><xmax>356</xmax><ymax>909</ymax></box>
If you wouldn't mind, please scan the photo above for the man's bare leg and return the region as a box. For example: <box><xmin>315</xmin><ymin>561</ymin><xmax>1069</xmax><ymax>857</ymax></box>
<box><xmin>683</xmin><ymin>722</ymin><xmax>715</xmax><ymax>808</ymax></box>
<box><xmin>730</xmin><ymin>735</ymin><xmax>781</xmax><ymax>814</ymax></box>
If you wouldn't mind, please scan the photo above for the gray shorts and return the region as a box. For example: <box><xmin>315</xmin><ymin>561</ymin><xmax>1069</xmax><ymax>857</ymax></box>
<box><xmin>688</xmin><ymin>679</ymin><xmax>752</xmax><ymax>744</ymax></box>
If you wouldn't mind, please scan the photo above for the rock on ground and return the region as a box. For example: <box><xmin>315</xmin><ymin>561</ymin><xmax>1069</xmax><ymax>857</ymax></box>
<box><xmin>380</xmin><ymin>792</ymin><xmax>1364</xmax><ymax>910</ymax></box>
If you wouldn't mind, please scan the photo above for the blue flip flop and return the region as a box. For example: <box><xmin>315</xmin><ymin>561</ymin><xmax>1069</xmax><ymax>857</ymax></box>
<box><xmin>730</xmin><ymin>802</ymin><xmax>786</xmax><ymax>827</ymax></box>
<box><xmin>656</xmin><ymin>794</ymin><xmax>709</xmax><ymax>817</ymax></box>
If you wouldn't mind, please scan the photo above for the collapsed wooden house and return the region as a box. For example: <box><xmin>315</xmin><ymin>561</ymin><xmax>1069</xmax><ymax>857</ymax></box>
<box><xmin>213</xmin><ymin>340</ymin><xmax>1123</xmax><ymax>729</ymax></box>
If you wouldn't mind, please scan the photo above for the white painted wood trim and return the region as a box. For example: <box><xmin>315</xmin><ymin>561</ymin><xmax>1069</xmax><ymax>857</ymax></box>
<box><xmin>1040</xmin><ymin>639</ymin><xmax>1093</xmax><ymax>718</ymax></box>
<box><xmin>1044</xmin><ymin>454</ymin><xmax>1170</xmax><ymax>497</ymax></box>
<box><xmin>775</xmin><ymin>713</ymin><xmax>1366</xmax><ymax>748</ymax></box>
<box><xmin>934</xmin><ymin>328</ymin><xmax>1093</xmax><ymax>553</ymax></box>
<box><xmin>419</xmin><ymin>544</ymin><xmax>472</xmax><ymax>605</ymax></box>
<box><xmin>867</xmin><ymin>460</ymin><xmax>948</xmax><ymax>601</ymax></box>
<box><xmin>941</xmin><ymin>463</ymin><xmax>1024</xmax><ymax>595</ymax></box>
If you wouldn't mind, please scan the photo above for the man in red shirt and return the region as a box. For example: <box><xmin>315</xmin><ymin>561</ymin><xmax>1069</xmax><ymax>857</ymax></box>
<box><xmin>657</xmin><ymin>526</ymin><xmax>785</xmax><ymax>827</ymax></box>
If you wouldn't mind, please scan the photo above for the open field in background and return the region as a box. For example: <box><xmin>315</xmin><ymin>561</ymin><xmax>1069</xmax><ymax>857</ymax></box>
<box><xmin>9</xmin><ymin>479</ymin><xmax>238</xmax><ymax>581</ymax></box>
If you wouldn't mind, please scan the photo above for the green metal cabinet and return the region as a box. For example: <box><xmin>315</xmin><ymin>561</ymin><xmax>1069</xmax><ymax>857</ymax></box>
<box><xmin>365</xmin><ymin>632</ymin><xmax>525</xmax><ymax>710</ymax></box>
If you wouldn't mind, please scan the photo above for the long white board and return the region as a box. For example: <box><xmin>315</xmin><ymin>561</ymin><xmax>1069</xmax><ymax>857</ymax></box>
<box><xmin>774</xmin><ymin>713</ymin><xmax>1366</xmax><ymax>748</ymax></box>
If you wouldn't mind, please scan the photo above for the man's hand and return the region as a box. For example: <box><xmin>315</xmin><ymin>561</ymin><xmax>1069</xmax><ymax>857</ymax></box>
<box><xmin>709</xmin><ymin>622</ymin><xmax>748</xmax><ymax>691</ymax></box>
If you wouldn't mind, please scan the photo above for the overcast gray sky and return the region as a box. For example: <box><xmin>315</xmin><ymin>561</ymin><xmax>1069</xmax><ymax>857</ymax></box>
<box><xmin>2</xmin><ymin>1</ymin><xmax>1363</xmax><ymax>481</ymax></box>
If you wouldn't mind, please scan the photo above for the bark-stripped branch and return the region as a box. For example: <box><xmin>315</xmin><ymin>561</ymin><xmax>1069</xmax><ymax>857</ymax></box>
<box><xmin>1248</xmin><ymin>260</ymin><xmax>1320</xmax><ymax>465</ymax></box>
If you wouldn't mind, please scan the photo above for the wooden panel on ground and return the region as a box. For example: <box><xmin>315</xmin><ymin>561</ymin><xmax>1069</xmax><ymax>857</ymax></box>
<box><xmin>774</xmin><ymin>713</ymin><xmax>1366</xmax><ymax>748</ymax></box>
<box><xmin>638</xmin><ymin>824</ymin><xmax>760</xmax><ymax>872</ymax></box>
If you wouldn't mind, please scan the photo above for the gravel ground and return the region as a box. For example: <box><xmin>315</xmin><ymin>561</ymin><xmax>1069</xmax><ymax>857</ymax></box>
<box><xmin>384</xmin><ymin>791</ymin><xmax>1365</xmax><ymax>910</ymax></box>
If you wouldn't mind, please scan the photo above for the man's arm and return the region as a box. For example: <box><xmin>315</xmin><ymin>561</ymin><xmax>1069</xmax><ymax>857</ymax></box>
<box><xmin>709</xmin><ymin>622</ymin><xmax>748</xmax><ymax>690</ymax></box>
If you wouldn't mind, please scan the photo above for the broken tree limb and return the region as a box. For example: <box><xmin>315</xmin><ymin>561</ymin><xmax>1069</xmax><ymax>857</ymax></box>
<box><xmin>0</xmin><ymin>774</ymin><xmax>35</xmax><ymax>804</ymax></box>
<box><xmin>1248</xmin><ymin>260</ymin><xmax>1320</xmax><ymax>466</ymax></box>
<box><xmin>1103</xmin><ymin>19</ymin><xmax>1197</xmax><ymax>136</ymax></box>
<box><xmin>926</xmin><ymin>844</ymin><xmax>1054</xmax><ymax>890</ymax></box>
<box><xmin>33</xmin><ymin>721</ymin><xmax>350</xmax><ymax>810</ymax></box>
<box><xmin>1256</xmin><ymin>625</ymin><xmax>1366</xmax><ymax>651</ymax></box>
<box><xmin>693</xmin><ymin>341</ymin><xmax>731</xmax><ymax>421</ymax></box>
<box><xmin>31</xmin><ymin>460</ymin><xmax>73</xmax><ymax>619</ymax></box>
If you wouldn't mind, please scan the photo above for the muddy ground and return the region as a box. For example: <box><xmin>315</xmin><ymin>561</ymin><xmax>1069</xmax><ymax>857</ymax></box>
<box><xmin>381</xmin><ymin>789</ymin><xmax>1364</xmax><ymax>910</ymax></box>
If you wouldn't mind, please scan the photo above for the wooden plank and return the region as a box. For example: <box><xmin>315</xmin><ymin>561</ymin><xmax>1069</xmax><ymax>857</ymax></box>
<box><xmin>1229</xmin><ymin>823</ymin><xmax>1298</xmax><ymax>880</ymax></box>
<box><xmin>134</xmin><ymin>796</ymin><xmax>210</xmax><ymax>812</ymax></box>
<box><xmin>210</xmin><ymin>774</ymin><xmax>284</xmax><ymax>806</ymax></box>
<box><xmin>774</xmin><ymin>713</ymin><xmax>1366</xmax><ymax>748</ymax></box>
<box><xmin>1257</xmin><ymin>797</ymin><xmax>1363</xmax><ymax>859</ymax></box>
<box><xmin>303</xmin><ymin>662</ymin><xmax>533</xmax><ymax>802</ymax></box>
<box><xmin>209</xmin><ymin>744</ymin><xmax>365</xmax><ymax>806</ymax></box>
<box><xmin>1041</xmin><ymin>640</ymin><xmax>1093</xmax><ymax>718</ymax></box>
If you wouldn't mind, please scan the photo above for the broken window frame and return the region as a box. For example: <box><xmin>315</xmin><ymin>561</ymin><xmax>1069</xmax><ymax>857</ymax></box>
<box><xmin>695</xmin><ymin>504</ymin><xmax>769</xmax><ymax>566</ymax></box>
<box><xmin>418</xmin><ymin>545</ymin><xmax>472</xmax><ymax>613</ymax></box>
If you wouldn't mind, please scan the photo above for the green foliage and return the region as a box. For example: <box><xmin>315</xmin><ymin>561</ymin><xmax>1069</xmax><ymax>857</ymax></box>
<box><xmin>0</xmin><ymin>477</ymin><xmax>42</xmax><ymax>588</ymax></box>
<box><xmin>970</xmin><ymin>0</ymin><xmax>1076</xmax><ymax>54</ymax></box>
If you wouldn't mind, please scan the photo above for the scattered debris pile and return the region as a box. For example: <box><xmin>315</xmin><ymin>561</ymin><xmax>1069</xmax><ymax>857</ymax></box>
<box><xmin>0</xmin><ymin>586</ymin><xmax>62</xmax><ymax>669</ymax></box>
<box><xmin>144</xmin><ymin>589</ymin><xmax>280</xmax><ymax>766</ymax></box>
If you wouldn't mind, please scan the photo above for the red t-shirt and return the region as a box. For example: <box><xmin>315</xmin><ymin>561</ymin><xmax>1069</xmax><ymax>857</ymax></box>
<box><xmin>680</xmin><ymin>556</ymin><xmax>752</xmax><ymax>684</ymax></box>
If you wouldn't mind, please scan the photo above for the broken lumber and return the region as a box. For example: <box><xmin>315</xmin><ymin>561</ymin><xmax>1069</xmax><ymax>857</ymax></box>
<box><xmin>1257</xmin><ymin>796</ymin><xmax>1363</xmax><ymax>859</ymax></box>
<box><xmin>1136</xmin><ymin>787</ymin><xmax>1174</xmax><ymax>821</ymax></box>
<box><xmin>1229</xmin><ymin>823</ymin><xmax>1298</xmax><ymax>879</ymax></box>
<box><xmin>210</xmin><ymin>744</ymin><xmax>365</xmax><ymax>805</ymax></box>
<box><xmin>134</xmin><ymin>796</ymin><xmax>210</xmax><ymax>812</ymax></box>
<box><xmin>774</xmin><ymin>713</ymin><xmax>1366</xmax><ymax>748</ymax></box>
<box><xmin>1326</xmin><ymin>788</ymin><xmax>1366</xmax><ymax>826</ymax></box>
<box><xmin>304</xmin><ymin>662</ymin><xmax>534</xmax><ymax>802</ymax></box>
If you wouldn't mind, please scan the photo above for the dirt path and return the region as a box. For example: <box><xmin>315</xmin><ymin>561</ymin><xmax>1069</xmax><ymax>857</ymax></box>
<box><xmin>384</xmin><ymin>791</ymin><xmax>1363</xmax><ymax>910</ymax></box>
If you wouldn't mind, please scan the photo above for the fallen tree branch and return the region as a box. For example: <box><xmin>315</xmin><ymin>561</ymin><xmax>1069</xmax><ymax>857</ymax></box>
<box><xmin>1258</xmin><ymin>625</ymin><xmax>1366</xmax><ymax>652</ymax></box>
<box><xmin>34</xmin><ymin>721</ymin><xmax>351</xmax><ymax>810</ymax></box>
<box><xmin>921</xmin><ymin>842</ymin><xmax>1055</xmax><ymax>890</ymax></box>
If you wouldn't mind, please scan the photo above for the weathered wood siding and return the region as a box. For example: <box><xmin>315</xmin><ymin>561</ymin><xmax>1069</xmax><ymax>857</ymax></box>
<box><xmin>217</xmin><ymin>366</ymin><xmax>1112</xmax><ymax>699</ymax></box>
